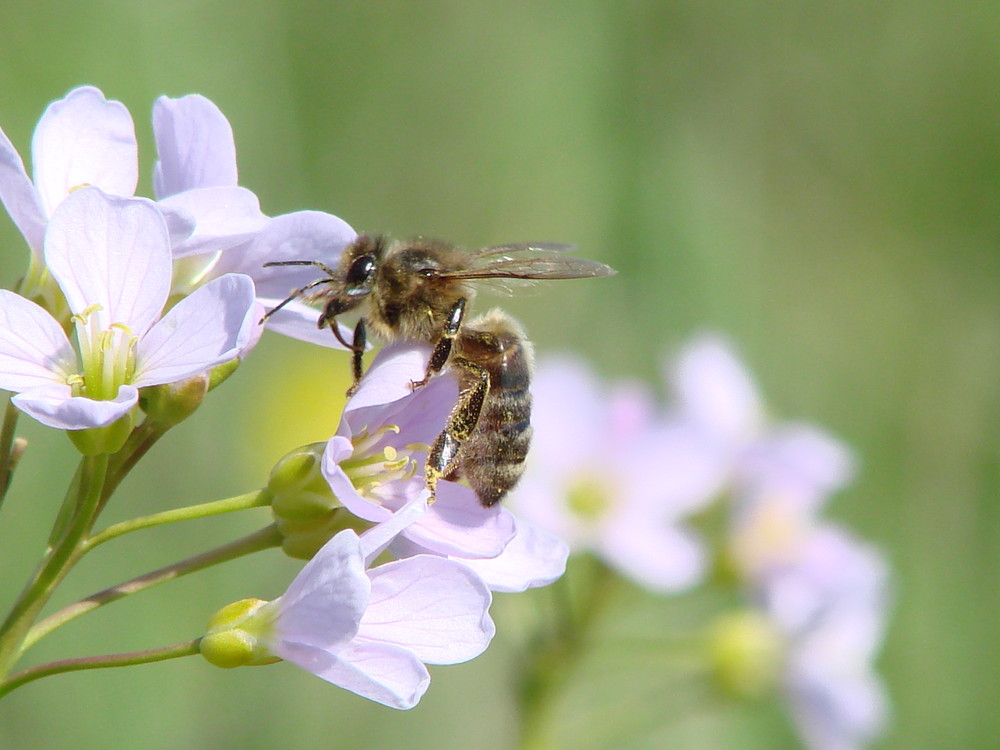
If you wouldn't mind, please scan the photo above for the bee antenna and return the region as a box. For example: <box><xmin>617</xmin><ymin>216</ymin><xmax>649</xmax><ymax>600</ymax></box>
<box><xmin>259</xmin><ymin>277</ymin><xmax>337</xmax><ymax>324</ymax></box>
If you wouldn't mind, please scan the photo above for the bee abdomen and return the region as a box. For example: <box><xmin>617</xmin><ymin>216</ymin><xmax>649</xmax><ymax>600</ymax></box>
<box><xmin>452</xmin><ymin>311</ymin><xmax>534</xmax><ymax>507</ymax></box>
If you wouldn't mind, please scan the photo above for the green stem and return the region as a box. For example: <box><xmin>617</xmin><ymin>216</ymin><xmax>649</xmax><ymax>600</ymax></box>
<box><xmin>84</xmin><ymin>490</ymin><xmax>271</xmax><ymax>552</ymax></box>
<box><xmin>0</xmin><ymin>395</ymin><xmax>22</xmax><ymax>508</ymax></box>
<box><xmin>0</xmin><ymin>454</ymin><xmax>109</xmax><ymax>679</ymax></box>
<box><xmin>518</xmin><ymin>557</ymin><xmax>618</xmax><ymax>750</ymax></box>
<box><xmin>0</xmin><ymin>639</ymin><xmax>201</xmax><ymax>700</ymax></box>
<box><xmin>100</xmin><ymin>420</ymin><xmax>169</xmax><ymax>512</ymax></box>
<box><xmin>22</xmin><ymin>524</ymin><xmax>282</xmax><ymax>653</ymax></box>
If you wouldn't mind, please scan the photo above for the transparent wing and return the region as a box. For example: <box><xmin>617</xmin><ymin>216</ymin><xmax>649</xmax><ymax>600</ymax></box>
<box><xmin>469</xmin><ymin>242</ymin><xmax>577</xmax><ymax>258</ymax></box>
<box><xmin>442</xmin><ymin>245</ymin><xmax>616</xmax><ymax>283</ymax></box>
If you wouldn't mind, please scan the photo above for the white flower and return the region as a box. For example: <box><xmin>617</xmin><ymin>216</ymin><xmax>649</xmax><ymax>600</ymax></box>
<box><xmin>0</xmin><ymin>188</ymin><xmax>256</xmax><ymax>433</ymax></box>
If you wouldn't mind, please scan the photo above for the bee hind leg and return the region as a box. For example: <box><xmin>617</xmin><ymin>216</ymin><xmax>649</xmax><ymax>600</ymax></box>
<box><xmin>424</xmin><ymin>356</ymin><xmax>488</xmax><ymax>502</ymax></box>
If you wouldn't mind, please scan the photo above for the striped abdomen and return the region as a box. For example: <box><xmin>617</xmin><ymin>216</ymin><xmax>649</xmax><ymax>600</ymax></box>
<box><xmin>450</xmin><ymin>311</ymin><xmax>534</xmax><ymax>507</ymax></box>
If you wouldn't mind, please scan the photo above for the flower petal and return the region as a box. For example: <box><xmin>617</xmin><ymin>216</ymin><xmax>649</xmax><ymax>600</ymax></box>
<box><xmin>160</xmin><ymin>186</ymin><xmax>267</xmax><ymax>258</ymax></box>
<box><xmin>152</xmin><ymin>94</ymin><xmax>238</xmax><ymax>198</ymax></box>
<box><xmin>360</xmin><ymin>555</ymin><xmax>494</xmax><ymax>664</ymax></box>
<box><xmin>671</xmin><ymin>334</ymin><xmax>763</xmax><ymax>444</ymax></box>
<box><xmin>31</xmin><ymin>86</ymin><xmax>137</xmax><ymax>216</ymax></box>
<box><xmin>600</xmin><ymin>513</ymin><xmax>706</xmax><ymax>593</ymax></box>
<box><xmin>277</xmin><ymin>530</ymin><xmax>370</xmax><ymax>651</ymax></box>
<box><xmin>280</xmin><ymin>640</ymin><xmax>429</xmax><ymax>710</ymax></box>
<box><xmin>358</xmin><ymin>494</ymin><xmax>429</xmax><ymax>564</ymax></box>
<box><xmin>232</xmin><ymin>210</ymin><xmax>355</xmax><ymax>298</ymax></box>
<box><xmin>13</xmin><ymin>383</ymin><xmax>137</xmax><ymax>430</ymax></box>
<box><xmin>0</xmin><ymin>127</ymin><xmax>46</xmax><ymax>256</ymax></box>
<box><xmin>401</xmin><ymin>482</ymin><xmax>517</xmax><ymax>559</ymax></box>
<box><xmin>0</xmin><ymin>290</ymin><xmax>77</xmax><ymax>390</ymax></box>
<box><xmin>133</xmin><ymin>273</ymin><xmax>256</xmax><ymax>387</ymax></box>
<box><xmin>44</xmin><ymin>188</ymin><xmax>171</xmax><ymax>336</ymax></box>
<box><xmin>452</xmin><ymin>515</ymin><xmax>569</xmax><ymax>593</ymax></box>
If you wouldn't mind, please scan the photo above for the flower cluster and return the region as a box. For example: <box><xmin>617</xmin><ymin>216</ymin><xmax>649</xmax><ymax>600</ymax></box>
<box><xmin>0</xmin><ymin>87</ymin><xmax>567</xmax><ymax>711</ymax></box>
<box><xmin>0</xmin><ymin>87</ymin><xmax>890</xmax><ymax>746</ymax></box>
<box><xmin>510</xmin><ymin>336</ymin><xmax>891</xmax><ymax>750</ymax></box>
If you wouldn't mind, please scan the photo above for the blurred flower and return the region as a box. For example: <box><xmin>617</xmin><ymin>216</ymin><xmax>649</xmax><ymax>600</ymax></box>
<box><xmin>510</xmin><ymin>356</ymin><xmax>724</xmax><ymax>592</ymax></box>
<box><xmin>0</xmin><ymin>188</ymin><xmax>256</xmax><ymax>438</ymax></box>
<box><xmin>151</xmin><ymin>94</ymin><xmax>358</xmax><ymax>349</ymax></box>
<box><xmin>201</xmin><ymin>498</ymin><xmax>495</xmax><ymax>709</ymax></box>
<box><xmin>769</xmin><ymin>526</ymin><xmax>890</xmax><ymax>750</ymax></box>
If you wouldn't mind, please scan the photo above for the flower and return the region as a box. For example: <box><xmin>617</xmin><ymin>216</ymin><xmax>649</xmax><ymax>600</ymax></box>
<box><xmin>315</xmin><ymin>341</ymin><xmax>568</xmax><ymax>591</ymax></box>
<box><xmin>0</xmin><ymin>187</ymin><xmax>256</xmax><ymax>443</ymax></box>
<box><xmin>202</xmin><ymin>498</ymin><xmax>495</xmax><ymax>709</ymax></box>
<box><xmin>766</xmin><ymin>526</ymin><xmax>890</xmax><ymax>750</ymax></box>
<box><xmin>509</xmin><ymin>355</ymin><xmax>724</xmax><ymax>592</ymax></box>
<box><xmin>321</xmin><ymin>341</ymin><xmax>519</xmax><ymax>560</ymax></box>
<box><xmin>150</xmin><ymin>94</ymin><xmax>358</xmax><ymax>349</ymax></box>
<box><xmin>0</xmin><ymin>86</ymin><xmax>138</xmax><ymax>264</ymax></box>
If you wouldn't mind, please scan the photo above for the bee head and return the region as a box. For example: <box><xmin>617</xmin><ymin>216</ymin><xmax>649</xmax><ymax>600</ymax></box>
<box><xmin>315</xmin><ymin>234</ymin><xmax>385</xmax><ymax>328</ymax></box>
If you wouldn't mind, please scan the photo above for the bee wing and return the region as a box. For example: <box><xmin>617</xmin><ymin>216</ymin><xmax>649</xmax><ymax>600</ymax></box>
<box><xmin>443</xmin><ymin>257</ymin><xmax>616</xmax><ymax>282</ymax></box>
<box><xmin>469</xmin><ymin>242</ymin><xmax>578</xmax><ymax>257</ymax></box>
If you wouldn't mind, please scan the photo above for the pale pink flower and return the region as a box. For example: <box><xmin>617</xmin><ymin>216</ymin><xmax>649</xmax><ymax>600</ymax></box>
<box><xmin>510</xmin><ymin>356</ymin><xmax>725</xmax><ymax>592</ymax></box>
<box><xmin>151</xmin><ymin>94</ymin><xmax>358</xmax><ymax>349</ymax></box>
<box><xmin>264</xmin><ymin>498</ymin><xmax>495</xmax><ymax>709</ymax></box>
<box><xmin>0</xmin><ymin>188</ymin><xmax>256</xmax><ymax>430</ymax></box>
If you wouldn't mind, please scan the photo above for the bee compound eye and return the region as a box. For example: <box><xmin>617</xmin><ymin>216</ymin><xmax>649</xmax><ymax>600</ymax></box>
<box><xmin>345</xmin><ymin>254</ymin><xmax>376</xmax><ymax>287</ymax></box>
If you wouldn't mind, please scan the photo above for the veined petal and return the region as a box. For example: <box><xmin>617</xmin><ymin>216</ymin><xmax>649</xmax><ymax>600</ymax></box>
<box><xmin>0</xmin><ymin>126</ymin><xmax>46</xmax><ymax>256</ymax></box>
<box><xmin>358</xmin><ymin>494</ymin><xmax>429</xmax><ymax>564</ymax></box>
<box><xmin>45</xmin><ymin>188</ymin><xmax>171</xmax><ymax>336</ymax></box>
<box><xmin>235</xmin><ymin>210</ymin><xmax>356</xmax><ymax>298</ymax></box>
<box><xmin>152</xmin><ymin>94</ymin><xmax>238</xmax><ymax>198</ymax></box>
<box><xmin>322</xmin><ymin>436</ymin><xmax>394</xmax><ymax>523</ymax></box>
<box><xmin>160</xmin><ymin>186</ymin><xmax>267</xmax><ymax>258</ymax></box>
<box><xmin>277</xmin><ymin>530</ymin><xmax>370</xmax><ymax>651</ymax></box>
<box><xmin>13</xmin><ymin>383</ymin><xmax>137</xmax><ymax>430</ymax></box>
<box><xmin>32</xmin><ymin>86</ymin><xmax>137</xmax><ymax>216</ymax></box>
<box><xmin>280</xmin><ymin>640</ymin><xmax>429</xmax><ymax>710</ymax></box>
<box><xmin>452</xmin><ymin>516</ymin><xmax>569</xmax><ymax>593</ymax></box>
<box><xmin>360</xmin><ymin>555</ymin><xmax>494</xmax><ymax>664</ymax></box>
<box><xmin>133</xmin><ymin>273</ymin><xmax>256</xmax><ymax>387</ymax></box>
<box><xmin>402</xmin><ymin>482</ymin><xmax>517</xmax><ymax>559</ymax></box>
<box><xmin>0</xmin><ymin>290</ymin><xmax>77</xmax><ymax>390</ymax></box>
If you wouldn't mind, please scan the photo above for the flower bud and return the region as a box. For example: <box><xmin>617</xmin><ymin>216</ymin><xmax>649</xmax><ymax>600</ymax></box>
<box><xmin>200</xmin><ymin>598</ymin><xmax>280</xmax><ymax>669</ymax></box>
<box><xmin>268</xmin><ymin>443</ymin><xmax>338</xmax><ymax>521</ymax></box>
<box><xmin>707</xmin><ymin>610</ymin><xmax>783</xmax><ymax>700</ymax></box>
<box><xmin>277</xmin><ymin>508</ymin><xmax>371</xmax><ymax>560</ymax></box>
<box><xmin>139</xmin><ymin>374</ymin><xmax>210</xmax><ymax>426</ymax></box>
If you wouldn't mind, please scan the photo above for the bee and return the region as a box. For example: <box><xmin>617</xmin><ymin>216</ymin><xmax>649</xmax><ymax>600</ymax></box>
<box><xmin>262</xmin><ymin>234</ymin><xmax>615</xmax><ymax>506</ymax></box>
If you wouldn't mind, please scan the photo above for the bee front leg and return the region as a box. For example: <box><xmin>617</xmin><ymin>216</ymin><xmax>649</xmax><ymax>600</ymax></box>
<box><xmin>344</xmin><ymin>318</ymin><xmax>367</xmax><ymax>397</ymax></box>
<box><xmin>424</xmin><ymin>356</ymin><xmax>488</xmax><ymax>503</ymax></box>
<box><xmin>411</xmin><ymin>297</ymin><xmax>467</xmax><ymax>390</ymax></box>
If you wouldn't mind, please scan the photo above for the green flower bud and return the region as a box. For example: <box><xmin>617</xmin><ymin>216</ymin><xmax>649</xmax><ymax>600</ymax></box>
<box><xmin>707</xmin><ymin>610</ymin><xmax>784</xmax><ymax>700</ymax></box>
<box><xmin>139</xmin><ymin>374</ymin><xmax>210</xmax><ymax>426</ymax></box>
<box><xmin>277</xmin><ymin>508</ymin><xmax>372</xmax><ymax>560</ymax></box>
<box><xmin>200</xmin><ymin>598</ymin><xmax>281</xmax><ymax>669</ymax></box>
<box><xmin>268</xmin><ymin>443</ymin><xmax>339</xmax><ymax>522</ymax></box>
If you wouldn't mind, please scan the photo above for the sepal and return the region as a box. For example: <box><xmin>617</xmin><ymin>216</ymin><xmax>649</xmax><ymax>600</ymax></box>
<box><xmin>200</xmin><ymin>598</ymin><xmax>280</xmax><ymax>668</ymax></box>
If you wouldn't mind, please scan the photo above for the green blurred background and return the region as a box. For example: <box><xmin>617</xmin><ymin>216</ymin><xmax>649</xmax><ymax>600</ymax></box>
<box><xmin>0</xmin><ymin>1</ymin><xmax>997</xmax><ymax>748</ymax></box>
